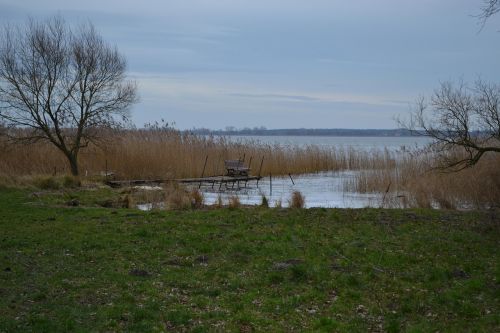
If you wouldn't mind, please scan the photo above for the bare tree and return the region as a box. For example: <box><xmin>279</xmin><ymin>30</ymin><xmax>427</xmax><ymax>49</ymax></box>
<box><xmin>478</xmin><ymin>0</ymin><xmax>500</xmax><ymax>24</ymax></box>
<box><xmin>0</xmin><ymin>17</ymin><xmax>137</xmax><ymax>175</ymax></box>
<box><xmin>402</xmin><ymin>80</ymin><xmax>500</xmax><ymax>171</ymax></box>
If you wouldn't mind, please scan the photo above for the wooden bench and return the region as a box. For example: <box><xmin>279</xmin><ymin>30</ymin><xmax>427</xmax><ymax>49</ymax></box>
<box><xmin>224</xmin><ymin>159</ymin><xmax>250</xmax><ymax>177</ymax></box>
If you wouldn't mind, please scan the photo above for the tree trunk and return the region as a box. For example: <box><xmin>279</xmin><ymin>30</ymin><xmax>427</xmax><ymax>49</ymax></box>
<box><xmin>66</xmin><ymin>153</ymin><xmax>79</xmax><ymax>176</ymax></box>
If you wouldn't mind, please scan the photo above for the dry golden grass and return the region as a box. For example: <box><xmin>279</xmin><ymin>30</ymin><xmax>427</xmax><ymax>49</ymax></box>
<box><xmin>1</xmin><ymin>129</ymin><xmax>499</xmax><ymax>209</ymax></box>
<box><xmin>163</xmin><ymin>182</ymin><xmax>192</xmax><ymax>210</ymax></box>
<box><xmin>344</xmin><ymin>149</ymin><xmax>500</xmax><ymax>209</ymax></box>
<box><xmin>190</xmin><ymin>188</ymin><xmax>204</xmax><ymax>209</ymax></box>
<box><xmin>0</xmin><ymin>129</ymin><xmax>394</xmax><ymax>179</ymax></box>
<box><xmin>228</xmin><ymin>195</ymin><xmax>241</xmax><ymax>208</ymax></box>
<box><xmin>289</xmin><ymin>191</ymin><xmax>305</xmax><ymax>208</ymax></box>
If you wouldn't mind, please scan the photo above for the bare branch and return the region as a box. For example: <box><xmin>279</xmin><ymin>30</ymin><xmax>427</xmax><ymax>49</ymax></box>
<box><xmin>0</xmin><ymin>16</ymin><xmax>138</xmax><ymax>175</ymax></box>
<box><xmin>476</xmin><ymin>0</ymin><xmax>500</xmax><ymax>30</ymax></box>
<box><xmin>399</xmin><ymin>80</ymin><xmax>500</xmax><ymax>172</ymax></box>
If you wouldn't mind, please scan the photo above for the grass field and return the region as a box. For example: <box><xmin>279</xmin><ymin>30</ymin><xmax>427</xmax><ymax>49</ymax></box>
<box><xmin>0</xmin><ymin>187</ymin><xmax>499</xmax><ymax>332</ymax></box>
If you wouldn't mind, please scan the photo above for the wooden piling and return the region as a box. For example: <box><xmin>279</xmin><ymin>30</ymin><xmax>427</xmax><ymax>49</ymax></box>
<box><xmin>256</xmin><ymin>156</ymin><xmax>264</xmax><ymax>187</ymax></box>
<box><xmin>199</xmin><ymin>155</ymin><xmax>208</xmax><ymax>188</ymax></box>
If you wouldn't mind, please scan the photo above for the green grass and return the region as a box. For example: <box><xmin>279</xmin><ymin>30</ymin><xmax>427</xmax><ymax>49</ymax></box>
<box><xmin>0</xmin><ymin>188</ymin><xmax>499</xmax><ymax>332</ymax></box>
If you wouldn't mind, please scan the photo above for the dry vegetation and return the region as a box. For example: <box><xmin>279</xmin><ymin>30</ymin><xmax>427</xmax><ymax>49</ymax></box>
<box><xmin>0</xmin><ymin>128</ymin><xmax>499</xmax><ymax>209</ymax></box>
<box><xmin>344</xmin><ymin>148</ymin><xmax>500</xmax><ymax>209</ymax></box>
<box><xmin>289</xmin><ymin>191</ymin><xmax>305</xmax><ymax>208</ymax></box>
<box><xmin>0</xmin><ymin>128</ymin><xmax>393</xmax><ymax>179</ymax></box>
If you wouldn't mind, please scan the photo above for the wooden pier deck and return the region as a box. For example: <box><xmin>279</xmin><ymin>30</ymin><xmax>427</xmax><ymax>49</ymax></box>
<box><xmin>105</xmin><ymin>175</ymin><xmax>262</xmax><ymax>188</ymax></box>
<box><xmin>178</xmin><ymin>175</ymin><xmax>261</xmax><ymax>184</ymax></box>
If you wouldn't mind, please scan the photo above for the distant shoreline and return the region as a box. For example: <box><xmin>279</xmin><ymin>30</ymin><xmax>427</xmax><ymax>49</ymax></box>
<box><xmin>187</xmin><ymin>128</ymin><xmax>422</xmax><ymax>137</ymax></box>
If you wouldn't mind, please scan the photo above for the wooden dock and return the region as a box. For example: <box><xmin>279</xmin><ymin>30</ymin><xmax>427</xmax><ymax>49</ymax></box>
<box><xmin>105</xmin><ymin>155</ymin><xmax>265</xmax><ymax>189</ymax></box>
<box><xmin>178</xmin><ymin>175</ymin><xmax>261</xmax><ymax>184</ymax></box>
<box><xmin>105</xmin><ymin>175</ymin><xmax>262</xmax><ymax>188</ymax></box>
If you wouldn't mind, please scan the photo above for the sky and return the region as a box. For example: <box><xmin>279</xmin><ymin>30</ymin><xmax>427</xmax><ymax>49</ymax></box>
<box><xmin>1</xmin><ymin>0</ymin><xmax>500</xmax><ymax>130</ymax></box>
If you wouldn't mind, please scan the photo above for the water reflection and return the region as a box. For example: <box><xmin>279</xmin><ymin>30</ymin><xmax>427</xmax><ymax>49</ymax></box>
<box><xmin>198</xmin><ymin>171</ymin><xmax>381</xmax><ymax>208</ymax></box>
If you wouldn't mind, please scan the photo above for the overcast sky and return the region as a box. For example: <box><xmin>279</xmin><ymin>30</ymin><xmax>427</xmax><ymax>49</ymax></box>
<box><xmin>1</xmin><ymin>0</ymin><xmax>499</xmax><ymax>129</ymax></box>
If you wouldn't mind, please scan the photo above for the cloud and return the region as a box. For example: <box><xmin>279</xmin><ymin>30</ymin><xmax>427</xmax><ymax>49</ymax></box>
<box><xmin>2</xmin><ymin>0</ymin><xmax>498</xmax><ymax>129</ymax></box>
<box><xmin>316</xmin><ymin>58</ymin><xmax>394</xmax><ymax>69</ymax></box>
<box><xmin>227</xmin><ymin>93</ymin><xmax>320</xmax><ymax>102</ymax></box>
<box><xmin>133</xmin><ymin>72</ymin><xmax>409</xmax><ymax>108</ymax></box>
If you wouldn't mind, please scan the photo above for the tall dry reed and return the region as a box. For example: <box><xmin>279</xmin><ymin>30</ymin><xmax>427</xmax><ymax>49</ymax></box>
<box><xmin>1</xmin><ymin>128</ymin><xmax>498</xmax><ymax>209</ymax></box>
<box><xmin>343</xmin><ymin>148</ymin><xmax>500</xmax><ymax>209</ymax></box>
<box><xmin>0</xmin><ymin>128</ymin><xmax>395</xmax><ymax>179</ymax></box>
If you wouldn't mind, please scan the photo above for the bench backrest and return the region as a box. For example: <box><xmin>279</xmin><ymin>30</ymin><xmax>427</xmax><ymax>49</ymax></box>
<box><xmin>224</xmin><ymin>159</ymin><xmax>244</xmax><ymax>169</ymax></box>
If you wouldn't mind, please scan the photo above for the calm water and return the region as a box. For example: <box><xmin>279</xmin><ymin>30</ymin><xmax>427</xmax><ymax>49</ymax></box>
<box><xmin>199</xmin><ymin>171</ymin><xmax>381</xmax><ymax>208</ymax></box>
<box><xmin>211</xmin><ymin>136</ymin><xmax>429</xmax><ymax>207</ymax></box>
<box><xmin>137</xmin><ymin>171</ymin><xmax>382</xmax><ymax>210</ymax></box>
<box><xmin>139</xmin><ymin>135</ymin><xmax>432</xmax><ymax>210</ymax></box>
<box><xmin>221</xmin><ymin>135</ymin><xmax>432</xmax><ymax>151</ymax></box>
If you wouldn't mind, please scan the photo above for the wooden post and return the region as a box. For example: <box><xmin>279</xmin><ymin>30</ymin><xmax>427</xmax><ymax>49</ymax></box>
<box><xmin>256</xmin><ymin>156</ymin><xmax>264</xmax><ymax>187</ymax></box>
<box><xmin>245</xmin><ymin>156</ymin><xmax>252</xmax><ymax>188</ymax></box>
<box><xmin>199</xmin><ymin>155</ymin><xmax>208</xmax><ymax>189</ymax></box>
<box><xmin>288</xmin><ymin>173</ymin><xmax>295</xmax><ymax>185</ymax></box>
<box><xmin>381</xmin><ymin>181</ymin><xmax>391</xmax><ymax>208</ymax></box>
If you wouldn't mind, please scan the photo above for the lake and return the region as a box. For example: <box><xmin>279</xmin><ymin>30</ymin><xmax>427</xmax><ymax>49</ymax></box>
<box><xmin>220</xmin><ymin>135</ymin><xmax>432</xmax><ymax>151</ymax></box>
<box><xmin>199</xmin><ymin>171</ymin><xmax>382</xmax><ymax>208</ymax></box>
<box><xmin>209</xmin><ymin>135</ymin><xmax>431</xmax><ymax>207</ymax></box>
<box><xmin>139</xmin><ymin>135</ymin><xmax>430</xmax><ymax>210</ymax></box>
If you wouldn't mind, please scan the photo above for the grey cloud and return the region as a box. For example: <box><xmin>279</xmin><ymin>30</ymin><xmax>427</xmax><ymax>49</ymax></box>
<box><xmin>227</xmin><ymin>93</ymin><xmax>321</xmax><ymax>102</ymax></box>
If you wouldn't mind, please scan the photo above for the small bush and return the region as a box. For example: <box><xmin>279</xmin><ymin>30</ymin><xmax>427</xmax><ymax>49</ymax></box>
<box><xmin>122</xmin><ymin>194</ymin><xmax>135</xmax><ymax>208</ymax></box>
<box><xmin>260</xmin><ymin>195</ymin><xmax>269</xmax><ymax>208</ymax></box>
<box><xmin>190</xmin><ymin>188</ymin><xmax>204</xmax><ymax>209</ymax></box>
<box><xmin>62</xmin><ymin>175</ymin><xmax>81</xmax><ymax>188</ymax></box>
<box><xmin>0</xmin><ymin>175</ymin><xmax>17</xmax><ymax>189</ymax></box>
<box><xmin>289</xmin><ymin>191</ymin><xmax>305</xmax><ymax>208</ymax></box>
<box><xmin>98</xmin><ymin>199</ymin><xmax>115</xmax><ymax>208</ymax></box>
<box><xmin>164</xmin><ymin>183</ymin><xmax>191</xmax><ymax>210</ymax></box>
<box><xmin>34</xmin><ymin>176</ymin><xmax>60</xmax><ymax>190</ymax></box>
<box><xmin>228</xmin><ymin>195</ymin><xmax>241</xmax><ymax>209</ymax></box>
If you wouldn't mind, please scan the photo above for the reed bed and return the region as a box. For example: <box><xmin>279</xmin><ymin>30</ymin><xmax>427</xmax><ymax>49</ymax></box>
<box><xmin>343</xmin><ymin>149</ymin><xmax>500</xmax><ymax>209</ymax></box>
<box><xmin>1</xmin><ymin>129</ymin><xmax>498</xmax><ymax>209</ymax></box>
<box><xmin>0</xmin><ymin>128</ymin><xmax>395</xmax><ymax>179</ymax></box>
